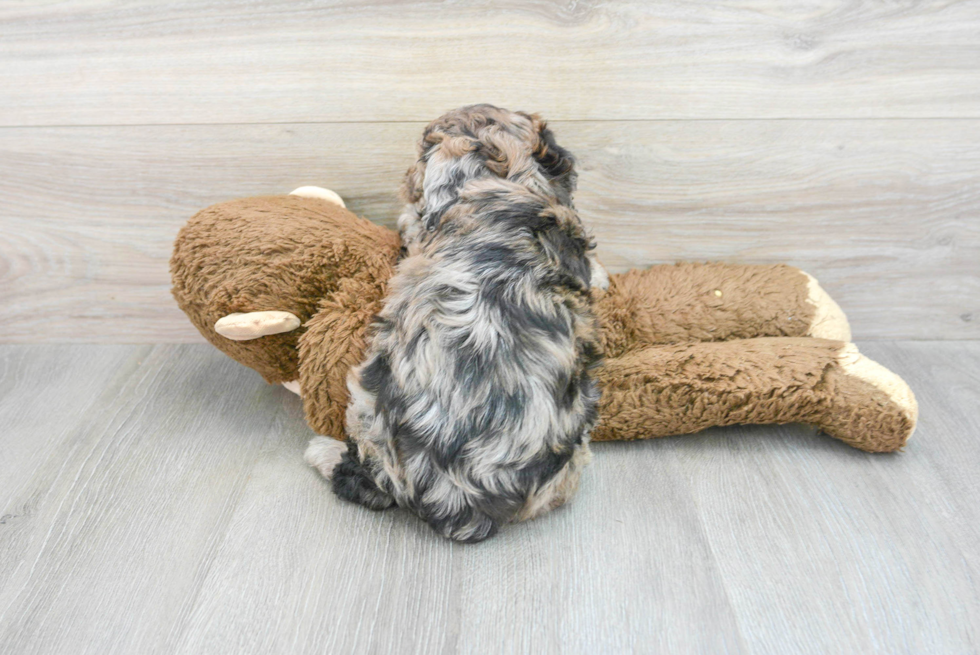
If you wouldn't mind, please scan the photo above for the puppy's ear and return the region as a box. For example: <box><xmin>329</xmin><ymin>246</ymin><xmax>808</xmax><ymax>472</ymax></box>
<box><xmin>525</xmin><ymin>113</ymin><xmax>577</xmax><ymax>192</ymax></box>
<box><xmin>401</xmin><ymin>161</ymin><xmax>424</xmax><ymax>205</ymax></box>
<box><xmin>416</xmin><ymin>143</ymin><xmax>466</xmax><ymax>232</ymax></box>
<box><xmin>402</xmin><ymin>127</ymin><xmax>441</xmax><ymax>206</ymax></box>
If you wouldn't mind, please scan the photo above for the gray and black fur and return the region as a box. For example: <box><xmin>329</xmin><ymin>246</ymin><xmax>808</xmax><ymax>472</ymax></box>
<box><xmin>333</xmin><ymin>105</ymin><xmax>601</xmax><ymax>542</ymax></box>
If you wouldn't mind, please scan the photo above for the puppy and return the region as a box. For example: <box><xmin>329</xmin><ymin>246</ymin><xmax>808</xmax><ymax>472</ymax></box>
<box><xmin>306</xmin><ymin>105</ymin><xmax>602</xmax><ymax>542</ymax></box>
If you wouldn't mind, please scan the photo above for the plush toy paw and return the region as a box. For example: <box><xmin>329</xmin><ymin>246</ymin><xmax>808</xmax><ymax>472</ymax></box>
<box><xmin>282</xmin><ymin>380</ymin><xmax>302</xmax><ymax>396</ymax></box>
<box><xmin>833</xmin><ymin>343</ymin><xmax>918</xmax><ymax>444</ymax></box>
<box><xmin>214</xmin><ymin>311</ymin><xmax>301</xmax><ymax>341</ymax></box>
<box><xmin>802</xmin><ymin>272</ymin><xmax>851</xmax><ymax>342</ymax></box>
<box><xmin>289</xmin><ymin>186</ymin><xmax>346</xmax><ymax>207</ymax></box>
<box><xmin>304</xmin><ymin>436</ymin><xmax>347</xmax><ymax>480</ymax></box>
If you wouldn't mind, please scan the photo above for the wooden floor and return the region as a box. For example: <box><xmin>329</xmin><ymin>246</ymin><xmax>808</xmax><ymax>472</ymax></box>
<box><xmin>0</xmin><ymin>341</ymin><xmax>977</xmax><ymax>654</ymax></box>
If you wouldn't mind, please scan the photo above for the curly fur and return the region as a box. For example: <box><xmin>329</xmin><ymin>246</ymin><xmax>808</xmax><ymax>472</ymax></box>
<box><xmin>333</xmin><ymin>105</ymin><xmax>601</xmax><ymax>542</ymax></box>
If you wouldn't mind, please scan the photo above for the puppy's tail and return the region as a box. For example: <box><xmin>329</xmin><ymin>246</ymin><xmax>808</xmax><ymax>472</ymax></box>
<box><xmin>420</xmin><ymin>483</ymin><xmax>519</xmax><ymax>543</ymax></box>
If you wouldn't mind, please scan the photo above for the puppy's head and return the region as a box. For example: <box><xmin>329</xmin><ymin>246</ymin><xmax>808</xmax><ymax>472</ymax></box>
<box><xmin>399</xmin><ymin>105</ymin><xmax>577</xmax><ymax>238</ymax></box>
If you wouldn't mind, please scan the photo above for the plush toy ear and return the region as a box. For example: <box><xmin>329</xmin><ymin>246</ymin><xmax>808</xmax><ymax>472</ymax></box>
<box><xmin>407</xmin><ymin>134</ymin><xmax>468</xmax><ymax>233</ymax></box>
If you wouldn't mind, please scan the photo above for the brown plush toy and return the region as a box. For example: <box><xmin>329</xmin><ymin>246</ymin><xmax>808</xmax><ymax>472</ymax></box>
<box><xmin>171</xmin><ymin>188</ymin><xmax>917</xmax><ymax>454</ymax></box>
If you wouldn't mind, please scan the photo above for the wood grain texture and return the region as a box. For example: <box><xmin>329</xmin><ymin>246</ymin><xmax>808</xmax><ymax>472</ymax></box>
<box><xmin>2</xmin><ymin>1</ymin><xmax>980</xmax><ymax>125</ymax></box>
<box><xmin>0</xmin><ymin>345</ymin><xmax>311</xmax><ymax>654</ymax></box>
<box><xmin>1</xmin><ymin>120</ymin><xmax>977</xmax><ymax>342</ymax></box>
<box><xmin>0</xmin><ymin>342</ymin><xmax>978</xmax><ymax>654</ymax></box>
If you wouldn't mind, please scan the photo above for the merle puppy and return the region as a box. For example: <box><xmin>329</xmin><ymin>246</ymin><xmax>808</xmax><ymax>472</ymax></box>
<box><xmin>306</xmin><ymin>105</ymin><xmax>603</xmax><ymax>542</ymax></box>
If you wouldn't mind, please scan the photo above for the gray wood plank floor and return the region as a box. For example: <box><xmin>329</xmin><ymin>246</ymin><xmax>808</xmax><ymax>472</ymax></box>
<box><xmin>1</xmin><ymin>342</ymin><xmax>977</xmax><ymax>654</ymax></box>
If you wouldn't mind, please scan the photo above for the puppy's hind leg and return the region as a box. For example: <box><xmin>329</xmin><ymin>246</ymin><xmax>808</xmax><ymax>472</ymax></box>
<box><xmin>305</xmin><ymin>436</ymin><xmax>347</xmax><ymax>479</ymax></box>
<box><xmin>518</xmin><ymin>443</ymin><xmax>592</xmax><ymax>522</ymax></box>
<box><xmin>328</xmin><ymin>441</ymin><xmax>395</xmax><ymax>511</ymax></box>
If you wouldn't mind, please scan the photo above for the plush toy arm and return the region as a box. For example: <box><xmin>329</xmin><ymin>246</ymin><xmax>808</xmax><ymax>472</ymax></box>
<box><xmin>297</xmin><ymin>278</ymin><xmax>389</xmax><ymax>440</ymax></box>
<box><xmin>596</xmin><ymin>263</ymin><xmax>849</xmax><ymax>358</ymax></box>
<box><xmin>592</xmin><ymin>337</ymin><xmax>916</xmax><ymax>453</ymax></box>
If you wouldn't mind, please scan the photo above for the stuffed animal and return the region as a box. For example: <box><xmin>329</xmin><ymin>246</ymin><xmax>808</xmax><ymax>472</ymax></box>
<box><xmin>170</xmin><ymin>188</ymin><xmax>917</xmax><ymax>454</ymax></box>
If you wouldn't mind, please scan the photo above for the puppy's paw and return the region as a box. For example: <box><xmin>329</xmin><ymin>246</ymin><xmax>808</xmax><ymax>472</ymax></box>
<box><xmin>304</xmin><ymin>437</ymin><xmax>347</xmax><ymax>480</ymax></box>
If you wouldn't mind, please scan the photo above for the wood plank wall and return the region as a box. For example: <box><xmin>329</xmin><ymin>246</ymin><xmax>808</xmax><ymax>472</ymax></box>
<box><xmin>1</xmin><ymin>1</ymin><xmax>977</xmax><ymax>342</ymax></box>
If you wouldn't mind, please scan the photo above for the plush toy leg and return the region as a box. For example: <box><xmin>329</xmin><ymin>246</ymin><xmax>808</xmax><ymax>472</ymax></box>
<box><xmin>593</xmin><ymin>337</ymin><xmax>917</xmax><ymax>453</ymax></box>
<box><xmin>597</xmin><ymin>263</ymin><xmax>850</xmax><ymax>357</ymax></box>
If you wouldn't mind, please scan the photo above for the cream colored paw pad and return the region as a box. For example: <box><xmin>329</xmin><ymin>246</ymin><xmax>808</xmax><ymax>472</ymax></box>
<box><xmin>803</xmin><ymin>272</ymin><xmax>851</xmax><ymax>342</ymax></box>
<box><xmin>837</xmin><ymin>343</ymin><xmax>919</xmax><ymax>437</ymax></box>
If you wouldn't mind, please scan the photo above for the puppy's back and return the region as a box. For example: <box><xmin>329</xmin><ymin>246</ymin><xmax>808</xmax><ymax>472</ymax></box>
<box><xmin>346</xmin><ymin>185</ymin><xmax>600</xmax><ymax>542</ymax></box>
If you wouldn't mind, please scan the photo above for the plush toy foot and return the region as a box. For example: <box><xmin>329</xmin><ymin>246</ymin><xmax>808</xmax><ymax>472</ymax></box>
<box><xmin>289</xmin><ymin>186</ymin><xmax>346</xmax><ymax>207</ymax></box>
<box><xmin>282</xmin><ymin>380</ymin><xmax>302</xmax><ymax>396</ymax></box>
<box><xmin>304</xmin><ymin>436</ymin><xmax>347</xmax><ymax>480</ymax></box>
<box><xmin>833</xmin><ymin>343</ymin><xmax>918</xmax><ymax>445</ymax></box>
<box><xmin>594</xmin><ymin>337</ymin><xmax>917</xmax><ymax>453</ymax></box>
<box><xmin>214</xmin><ymin>311</ymin><xmax>301</xmax><ymax>341</ymax></box>
<box><xmin>802</xmin><ymin>272</ymin><xmax>851</xmax><ymax>341</ymax></box>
